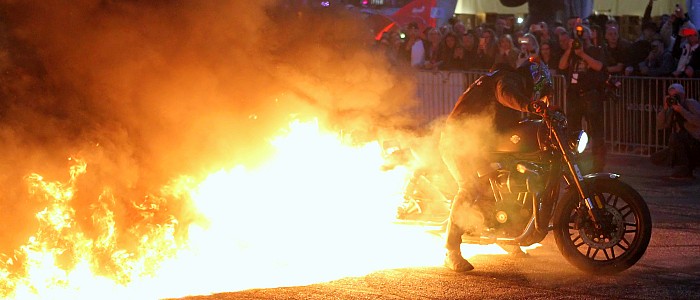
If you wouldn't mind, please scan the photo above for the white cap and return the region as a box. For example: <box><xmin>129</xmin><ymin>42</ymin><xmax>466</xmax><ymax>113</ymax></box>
<box><xmin>668</xmin><ymin>83</ymin><xmax>685</xmax><ymax>94</ymax></box>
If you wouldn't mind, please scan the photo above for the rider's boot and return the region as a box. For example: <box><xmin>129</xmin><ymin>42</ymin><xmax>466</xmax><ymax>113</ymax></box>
<box><xmin>444</xmin><ymin>248</ymin><xmax>474</xmax><ymax>272</ymax></box>
<box><xmin>444</xmin><ymin>219</ymin><xmax>474</xmax><ymax>272</ymax></box>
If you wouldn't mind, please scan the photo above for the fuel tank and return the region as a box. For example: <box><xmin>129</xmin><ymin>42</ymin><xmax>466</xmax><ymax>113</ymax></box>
<box><xmin>493</xmin><ymin>119</ymin><xmax>546</xmax><ymax>154</ymax></box>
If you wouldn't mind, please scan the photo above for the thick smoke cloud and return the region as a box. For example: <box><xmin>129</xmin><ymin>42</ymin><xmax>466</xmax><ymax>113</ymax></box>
<box><xmin>0</xmin><ymin>1</ymin><xmax>418</xmax><ymax>256</ymax></box>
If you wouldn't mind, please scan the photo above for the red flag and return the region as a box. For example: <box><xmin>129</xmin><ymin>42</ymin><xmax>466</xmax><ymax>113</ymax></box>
<box><xmin>390</xmin><ymin>0</ymin><xmax>437</xmax><ymax>31</ymax></box>
<box><xmin>373</xmin><ymin>0</ymin><xmax>437</xmax><ymax>40</ymax></box>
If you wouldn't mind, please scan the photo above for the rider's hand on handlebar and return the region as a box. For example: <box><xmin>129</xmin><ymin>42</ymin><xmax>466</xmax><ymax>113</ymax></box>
<box><xmin>527</xmin><ymin>100</ymin><xmax>548</xmax><ymax>115</ymax></box>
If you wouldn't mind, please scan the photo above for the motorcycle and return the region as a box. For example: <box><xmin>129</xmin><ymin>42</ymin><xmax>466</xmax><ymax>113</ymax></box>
<box><xmin>387</xmin><ymin>106</ymin><xmax>652</xmax><ymax>275</ymax></box>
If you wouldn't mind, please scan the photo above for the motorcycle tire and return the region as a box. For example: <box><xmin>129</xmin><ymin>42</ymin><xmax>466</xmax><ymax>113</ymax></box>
<box><xmin>553</xmin><ymin>177</ymin><xmax>652</xmax><ymax>274</ymax></box>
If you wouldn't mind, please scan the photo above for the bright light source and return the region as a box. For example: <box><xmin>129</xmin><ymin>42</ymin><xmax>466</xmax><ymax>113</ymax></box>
<box><xmin>577</xmin><ymin>131</ymin><xmax>589</xmax><ymax>154</ymax></box>
<box><xmin>517</xmin><ymin>17</ymin><xmax>524</xmax><ymax>24</ymax></box>
<box><xmin>321</xmin><ymin>1</ymin><xmax>330</xmax><ymax>7</ymax></box>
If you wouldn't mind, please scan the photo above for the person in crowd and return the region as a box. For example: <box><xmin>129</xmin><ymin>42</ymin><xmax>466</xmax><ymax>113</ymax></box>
<box><xmin>474</xmin><ymin>28</ymin><xmax>497</xmax><ymax>69</ymax></box>
<box><xmin>515</xmin><ymin>33</ymin><xmax>539</xmax><ymax>67</ymax></box>
<box><xmin>553</xmin><ymin>26</ymin><xmax>567</xmax><ymax>38</ymax></box>
<box><xmin>495</xmin><ymin>17</ymin><xmax>511</xmax><ymax>37</ymax></box>
<box><xmin>660</xmin><ymin>3</ymin><xmax>692</xmax><ymax>51</ymax></box>
<box><xmin>377</xmin><ymin>30</ymin><xmax>401</xmax><ymax>66</ymax></box>
<box><xmin>603</xmin><ymin>25</ymin><xmax>631</xmax><ymax>75</ymax></box>
<box><xmin>558</xmin><ymin>25</ymin><xmax>608</xmax><ymax>173</ymax></box>
<box><xmin>556</xmin><ymin>26</ymin><xmax>571</xmax><ymax>54</ymax></box>
<box><xmin>636</xmin><ymin>0</ymin><xmax>659</xmax><ymax>42</ymax></box>
<box><xmin>461</xmin><ymin>30</ymin><xmax>478</xmax><ymax>70</ymax></box>
<box><xmin>495</xmin><ymin>34</ymin><xmax>520</xmax><ymax>69</ymax></box>
<box><xmin>672</xmin><ymin>25</ymin><xmax>700</xmax><ymax>78</ymax></box>
<box><xmin>423</xmin><ymin>28</ymin><xmax>443</xmax><ymax>70</ymax></box>
<box><xmin>639</xmin><ymin>21</ymin><xmax>660</xmax><ymax>43</ymax></box>
<box><xmin>439</xmin><ymin>24</ymin><xmax>452</xmax><ymax>36</ymax></box>
<box><xmin>639</xmin><ymin>38</ymin><xmax>675</xmax><ymax>76</ymax></box>
<box><xmin>473</xmin><ymin>26</ymin><xmax>483</xmax><ymax>42</ymax></box>
<box><xmin>590</xmin><ymin>24</ymin><xmax>604</xmax><ymax>47</ymax></box>
<box><xmin>512</xmin><ymin>28</ymin><xmax>525</xmax><ymax>42</ymax></box>
<box><xmin>605</xmin><ymin>18</ymin><xmax>618</xmax><ymax>28</ymax></box>
<box><xmin>453</xmin><ymin>21</ymin><xmax>467</xmax><ymax>37</ymax></box>
<box><xmin>537</xmin><ymin>22</ymin><xmax>554</xmax><ymax>45</ymax></box>
<box><xmin>438</xmin><ymin>31</ymin><xmax>467</xmax><ymax>71</ymax></box>
<box><xmin>656</xmin><ymin>83</ymin><xmax>700</xmax><ymax>179</ymax></box>
<box><xmin>440</xmin><ymin>58</ymin><xmax>553</xmax><ymax>272</ymax></box>
<box><xmin>399</xmin><ymin>22</ymin><xmax>427</xmax><ymax>68</ymax></box>
<box><xmin>539</xmin><ymin>41</ymin><xmax>558</xmax><ymax>74</ymax></box>
<box><xmin>625</xmin><ymin>39</ymin><xmax>653</xmax><ymax>76</ymax></box>
<box><xmin>529</xmin><ymin>22</ymin><xmax>544</xmax><ymax>43</ymax></box>
<box><xmin>423</xmin><ymin>26</ymin><xmax>434</xmax><ymax>40</ymax></box>
<box><xmin>567</xmin><ymin>16</ymin><xmax>580</xmax><ymax>32</ymax></box>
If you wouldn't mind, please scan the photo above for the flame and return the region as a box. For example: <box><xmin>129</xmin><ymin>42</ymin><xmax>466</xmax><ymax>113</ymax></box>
<box><xmin>0</xmin><ymin>119</ymin><xmax>535</xmax><ymax>300</ymax></box>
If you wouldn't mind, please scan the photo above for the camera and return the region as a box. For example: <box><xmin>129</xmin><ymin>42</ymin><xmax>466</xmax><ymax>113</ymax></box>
<box><xmin>665</xmin><ymin>94</ymin><xmax>680</xmax><ymax>106</ymax></box>
<box><xmin>572</xmin><ymin>25</ymin><xmax>584</xmax><ymax>50</ymax></box>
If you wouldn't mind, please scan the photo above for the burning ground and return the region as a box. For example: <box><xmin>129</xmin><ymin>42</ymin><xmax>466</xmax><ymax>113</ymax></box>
<box><xmin>0</xmin><ymin>1</ymin><xmax>445</xmax><ymax>299</ymax></box>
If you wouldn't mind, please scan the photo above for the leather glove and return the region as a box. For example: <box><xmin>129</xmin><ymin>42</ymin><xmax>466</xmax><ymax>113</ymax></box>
<box><xmin>527</xmin><ymin>100</ymin><xmax>548</xmax><ymax>115</ymax></box>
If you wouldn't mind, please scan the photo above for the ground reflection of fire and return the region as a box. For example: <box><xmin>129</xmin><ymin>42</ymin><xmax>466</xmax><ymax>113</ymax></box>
<box><xmin>0</xmin><ymin>119</ymin><xmax>522</xmax><ymax>300</ymax></box>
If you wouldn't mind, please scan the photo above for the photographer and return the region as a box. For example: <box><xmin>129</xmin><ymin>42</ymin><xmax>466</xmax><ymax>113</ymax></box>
<box><xmin>558</xmin><ymin>24</ymin><xmax>607</xmax><ymax>173</ymax></box>
<box><xmin>656</xmin><ymin>84</ymin><xmax>700</xmax><ymax>179</ymax></box>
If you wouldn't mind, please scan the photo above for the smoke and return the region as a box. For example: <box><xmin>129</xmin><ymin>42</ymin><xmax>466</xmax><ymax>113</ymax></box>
<box><xmin>0</xmin><ymin>0</ymin><xmax>418</xmax><ymax>257</ymax></box>
<box><xmin>438</xmin><ymin>113</ymin><xmax>498</xmax><ymax>232</ymax></box>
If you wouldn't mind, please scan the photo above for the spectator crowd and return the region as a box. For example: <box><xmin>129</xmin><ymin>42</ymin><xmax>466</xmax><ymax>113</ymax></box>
<box><xmin>376</xmin><ymin>0</ymin><xmax>700</xmax><ymax>79</ymax></box>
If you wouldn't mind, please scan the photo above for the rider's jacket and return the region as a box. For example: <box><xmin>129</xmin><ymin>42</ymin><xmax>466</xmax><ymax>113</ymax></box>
<box><xmin>446</xmin><ymin>69</ymin><xmax>534</xmax><ymax>132</ymax></box>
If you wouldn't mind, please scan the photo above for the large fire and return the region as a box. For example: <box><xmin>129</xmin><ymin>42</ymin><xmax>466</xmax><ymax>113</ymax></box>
<box><xmin>0</xmin><ymin>119</ymin><xmax>521</xmax><ymax>300</ymax></box>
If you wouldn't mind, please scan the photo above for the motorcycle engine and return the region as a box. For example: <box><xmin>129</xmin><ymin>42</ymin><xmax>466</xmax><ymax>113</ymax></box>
<box><xmin>494</xmin><ymin>163</ymin><xmax>544</xmax><ymax>195</ymax></box>
<box><xmin>480</xmin><ymin>161</ymin><xmax>545</xmax><ymax>236</ymax></box>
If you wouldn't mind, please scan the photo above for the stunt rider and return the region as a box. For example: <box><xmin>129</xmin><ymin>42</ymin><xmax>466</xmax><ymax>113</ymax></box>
<box><xmin>439</xmin><ymin>58</ymin><xmax>553</xmax><ymax>272</ymax></box>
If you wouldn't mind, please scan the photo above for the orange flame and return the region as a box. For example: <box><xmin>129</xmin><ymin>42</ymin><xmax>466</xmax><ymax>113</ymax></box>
<box><xmin>0</xmin><ymin>119</ymin><xmax>534</xmax><ymax>299</ymax></box>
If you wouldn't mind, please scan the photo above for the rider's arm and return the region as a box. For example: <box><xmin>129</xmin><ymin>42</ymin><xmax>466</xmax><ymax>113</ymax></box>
<box><xmin>495</xmin><ymin>74</ymin><xmax>532</xmax><ymax>112</ymax></box>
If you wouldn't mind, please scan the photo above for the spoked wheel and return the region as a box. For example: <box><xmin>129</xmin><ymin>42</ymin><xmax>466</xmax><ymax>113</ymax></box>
<box><xmin>554</xmin><ymin>178</ymin><xmax>652</xmax><ymax>274</ymax></box>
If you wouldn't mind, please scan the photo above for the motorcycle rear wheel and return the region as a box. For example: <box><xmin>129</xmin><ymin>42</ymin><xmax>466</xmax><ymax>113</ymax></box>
<box><xmin>553</xmin><ymin>178</ymin><xmax>652</xmax><ymax>274</ymax></box>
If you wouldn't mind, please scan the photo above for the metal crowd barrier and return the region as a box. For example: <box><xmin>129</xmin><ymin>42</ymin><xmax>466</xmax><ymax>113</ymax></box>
<box><xmin>413</xmin><ymin>70</ymin><xmax>700</xmax><ymax>157</ymax></box>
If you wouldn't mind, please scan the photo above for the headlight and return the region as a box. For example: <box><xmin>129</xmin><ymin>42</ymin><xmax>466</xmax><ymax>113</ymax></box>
<box><xmin>573</xmin><ymin>130</ymin><xmax>588</xmax><ymax>154</ymax></box>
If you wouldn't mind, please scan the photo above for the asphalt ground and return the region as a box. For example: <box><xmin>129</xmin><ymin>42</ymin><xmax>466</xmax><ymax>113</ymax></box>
<box><xmin>173</xmin><ymin>154</ymin><xmax>700</xmax><ymax>300</ymax></box>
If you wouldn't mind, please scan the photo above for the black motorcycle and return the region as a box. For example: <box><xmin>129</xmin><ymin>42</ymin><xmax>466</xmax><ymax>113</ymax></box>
<box><xmin>390</xmin><ymin>106</ymin><xmax>652</xmax><ymax>274</ymax></box>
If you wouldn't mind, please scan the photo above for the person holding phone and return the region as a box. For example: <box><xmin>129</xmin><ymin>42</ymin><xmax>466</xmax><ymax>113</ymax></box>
<box><xmin>516</xmin><ymin>33</ymin><xmax>539</xmax><ymax>67</ymax></box>
<box><xmin>474</xmin><ymin>28</ymin><xmax>497</xmax><ymax>69</ymax></box>
<box><xmin>672</xmin><ymin>25</ymin><xmax>700</xmax><ymax>77</ymax></box>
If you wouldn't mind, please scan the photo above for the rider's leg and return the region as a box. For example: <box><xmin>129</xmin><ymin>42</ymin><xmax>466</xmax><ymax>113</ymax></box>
<box><xmin>444</xmin><ymin>188</ymin><xmax>475</xmax><ymax>272</ymax></box>
<box><xmin>441</xmin><ymin>140</ymin><xmax>480</xmax><ymax>272</ymax></box>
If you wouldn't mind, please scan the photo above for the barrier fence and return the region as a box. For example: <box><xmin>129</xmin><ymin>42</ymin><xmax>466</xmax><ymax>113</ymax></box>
<box><xmin>413</xmin><ymin>71</ymin><xmax>700</xmax><ymax>157</ymax></box>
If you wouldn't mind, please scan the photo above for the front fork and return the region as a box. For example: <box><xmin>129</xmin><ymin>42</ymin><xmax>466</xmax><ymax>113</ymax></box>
<box><xmin>551</xmin><ymin>128</ymin><xmax>607</xmax><ymax>229</ymax></box>
<box><xmin>565</xmin><ymin>161</ymin><xmax>607</xmax><ymax>229</ymax></box>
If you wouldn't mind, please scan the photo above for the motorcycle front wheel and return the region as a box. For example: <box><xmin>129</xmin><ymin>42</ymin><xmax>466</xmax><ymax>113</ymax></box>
<box><xmin>553</xmin><ymin>177</ymin><xmax>652</xmax><ymax>274</ymax></box>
